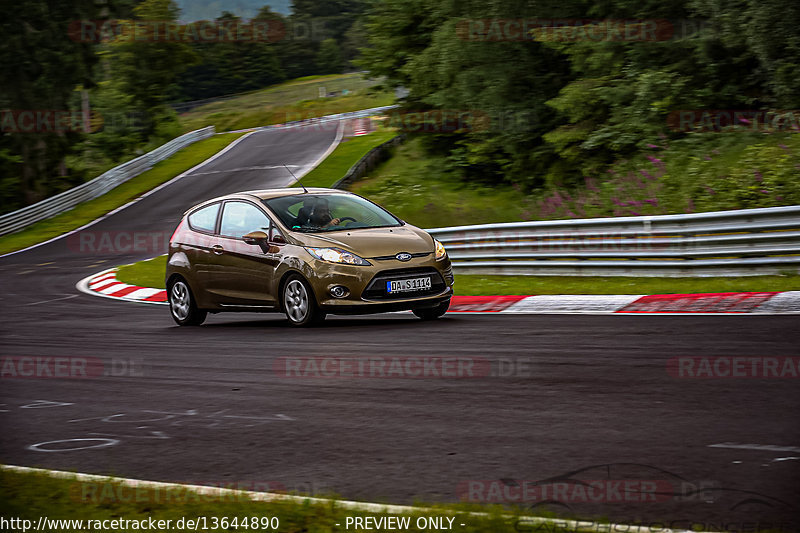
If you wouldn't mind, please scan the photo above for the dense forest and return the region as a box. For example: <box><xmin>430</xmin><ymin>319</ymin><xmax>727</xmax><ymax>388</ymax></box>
<box><xmin>1</xmin><ymin>0</ymin><xmax>798</xmax><ymax>215</ymax></box>
<box><xmin>362</xmin><ymin>0</ymin><xmax>799</xmax><ymax>188</ymax></box>
<box><xmin>0</xmin><ymin>0</ymin><xmax>365</xmax><ymax>213</ymax></box>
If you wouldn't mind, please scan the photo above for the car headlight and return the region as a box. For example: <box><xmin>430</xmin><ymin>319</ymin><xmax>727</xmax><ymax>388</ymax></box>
<box><xmin>305</xmin><ymin>247</ymin><xmax>371</xmax><ymax>266</ymax></box>
<box><xmin>434</xmin><ymin>239</ymin><xmax>447</xmax><ymax>260</ymax></box>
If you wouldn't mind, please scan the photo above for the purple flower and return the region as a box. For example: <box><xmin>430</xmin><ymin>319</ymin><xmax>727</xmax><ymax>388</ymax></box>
<box><xmin>779</xmin><ymin>144</ymin><xmax>789</xmax><ymax>151</ymax></box>
<box><xmin>754</xmin><ymin>170</ymin><xmax>763</xmax><ymax>183</ymax></box>
<box><xmin>738</xmin><ymin>117</ymin><xmax>751</xmax><ymax>125</ymax></box>
<box><xmin>760</xmin><ymin>189</ymin><xmax>769</xmax><ymax>194</ymax></box>
<box><xmin>646</xmin><ymin>155</ymin><xmax>663</xmax><ymax>165</ymax></box>
<box><xmin>644</xmin><ymin>198</ymin><xmax>659</xmax><ymax>206</ymax></box>
<box><xmin>611</xmin><ymin>197</ymin><xmax>623</xmax><ymax>206</ymax></box>
<box><xmin>776</xmin><ymin>196</ymin><xmax>785</xmax><ymax>201</ymax></box>
<box><xmin>647</xmin><ymin>143</ymin><xmax>660</xmax><ymax>149</ymax></box>
<box><xmin>629</xmin><ymin>211</ymin><xmax>641</xmax><ymax>216</ymax></box>
<box><xmin>640</xmin><ymin>169</ymin><xmax>655</xmax><ymax>180</ymax></box>
<box><xmin>704</xmin><ymin>185</ymin><xmax>716</xmax><ymax>195</ymax></box>
<box><xmin>703</xmin><ymin>155</ymin><xmax>712</xmax><ymax>161</ymax></box>
<box><xmin>712</xmin><ymin>149</ymin><xmax>720</xmax><ymax>155</ymax></box>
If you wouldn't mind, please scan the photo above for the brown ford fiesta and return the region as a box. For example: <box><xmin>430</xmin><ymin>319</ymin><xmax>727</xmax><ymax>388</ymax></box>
<box><xmin>166</xmin><ymin>188</ymin><xmax>454</xmax><ymax>326</ymax></box>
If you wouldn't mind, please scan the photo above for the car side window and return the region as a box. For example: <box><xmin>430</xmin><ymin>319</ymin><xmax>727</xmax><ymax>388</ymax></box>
<box><xmin>220</xmin><ymin>201</ymin><xmax>271</xmax><ymax>239</ymax></box>
<box><xmin>187</xmin><ymin>203</ymin><xmax>220</xmax><ymax>233</ymax></box>
<box><xmin>269</xmin><ymin>223</ymin><xmax>285</xmax><ymax>242</ymax></box>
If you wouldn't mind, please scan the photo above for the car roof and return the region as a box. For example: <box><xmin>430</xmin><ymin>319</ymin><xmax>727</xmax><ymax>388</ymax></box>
<box><xmin>183</xmin><ymin>188</ymin><xmax>353</xmax><ymax>214</ymax></box>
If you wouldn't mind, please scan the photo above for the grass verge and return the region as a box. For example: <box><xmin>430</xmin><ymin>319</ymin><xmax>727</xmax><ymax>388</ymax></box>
<box><xmin>0</xmin><ymin>468</ymin><xmax>544</xmax><ymax>533</ymax></box>
<box><xmin>179</xmin><ymin>73</ymin><xmax>394</xmax><ymax>133</ymax></box>
<box><xmin>349</xmin><ymin>133</ymin><xmax>800</xmax><ymax>228</ymax></box>
<box><xmin>115</xmin><ymin>255</ymin><xmax>800</xmax><ymax>295</ymax></box>
<box><xmin>296</xmin><ymin>128</ymin><xmax>398</xmax><ymax>188</ymax></box>
<box><xmin>0</xmin><ymin>133</ymin><xmax>245</xmax><ymax>256</ymax></box>
<box><xmin>350</xmin><ymin>137</ymin><xmax>528</xmax><ymax>228</ymax></box>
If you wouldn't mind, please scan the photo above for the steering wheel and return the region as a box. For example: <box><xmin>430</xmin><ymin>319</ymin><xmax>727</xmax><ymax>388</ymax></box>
<box><xmin>338</xmin><ymin>216</ymin><xmax>357</xmax><ymax>223</ymax></box>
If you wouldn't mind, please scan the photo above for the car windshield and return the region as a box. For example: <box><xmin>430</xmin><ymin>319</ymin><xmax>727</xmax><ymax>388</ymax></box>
<box><xmin>262</xmin><ymin>193</ymin><xmax>402</xmax><ymax>233</ymax></box>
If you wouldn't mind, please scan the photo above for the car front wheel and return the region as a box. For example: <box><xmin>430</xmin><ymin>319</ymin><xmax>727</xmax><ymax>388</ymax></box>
<box><xmin>168</xmin><ymin>278</ymin><xmax>207</xmax><ymax>326</ymax></box>
<box><xmin>282</xmin><ymin>275</ymin><xmax>325</xmax><ymax>326</ymax></box>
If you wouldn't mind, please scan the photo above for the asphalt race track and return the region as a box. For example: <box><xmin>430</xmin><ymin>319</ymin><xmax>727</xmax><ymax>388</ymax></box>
<box><xmin>1</xmin><ymin>122</ymin><xmax>799</xmax><ymax>529</ymax></box>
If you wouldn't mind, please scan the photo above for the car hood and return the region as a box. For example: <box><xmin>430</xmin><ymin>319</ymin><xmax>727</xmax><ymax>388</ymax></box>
<box><xmin>292</xmin><ymin>225</ymin><xmax>434</xmax><ymax>258</ymax></box>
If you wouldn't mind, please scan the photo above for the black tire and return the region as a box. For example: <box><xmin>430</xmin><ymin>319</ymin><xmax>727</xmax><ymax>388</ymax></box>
<box><xmin>413</xmin><ymin>300</ymin><xmax>450</xmax><ymax>320</ymax></box>
<box><xmin>168</xmin><ymin>278</ymin><xmax>207</xmax><ymax>326</ymax></box>
<box><xmin>282</xmin><ymin>274</ymin><xmax>326</xmax><ymax>327</ymax></box>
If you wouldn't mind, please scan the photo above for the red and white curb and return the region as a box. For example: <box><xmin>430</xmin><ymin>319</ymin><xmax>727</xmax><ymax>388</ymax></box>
<box><xmin>77</xmin><ymin>268</ymin><xmax>167</xmax><ymax>305</ymax></box>
<box><xmin>77</xmin><ymin>269</ymin><xmax>800</xmax><ymax>314</ymax></box>
<box><xmin>353</xmin><ymin>117</ymin><xmax>373</xmax><ymax>136</ymax></box>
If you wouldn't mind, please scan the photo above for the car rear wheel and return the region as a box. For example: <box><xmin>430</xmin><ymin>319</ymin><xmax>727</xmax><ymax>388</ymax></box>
<box><xmin>282</xmin><ymin>275</ymin><xmax>325</xmax><ymax>326</ymax></box>
<box><xmin>413</xmin><ymin>300</ymin><xmax>450</xmax><ymax>320</ymax></box>
<box><xmin>169</xmin><ymin>278</ymin><xmax>207</xmax><ymax>326</ymax></box>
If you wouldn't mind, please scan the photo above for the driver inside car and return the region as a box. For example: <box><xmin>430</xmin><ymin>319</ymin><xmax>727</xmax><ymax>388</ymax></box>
<box><xmin>297</xmin><ymin>198</ymin><xmax>341</xmax><ymax>228</ymax></box>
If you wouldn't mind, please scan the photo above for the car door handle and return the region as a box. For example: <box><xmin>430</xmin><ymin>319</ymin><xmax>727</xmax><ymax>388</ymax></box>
<box><xmin>212</xmin><ymin>245</ymin><xmax>224</xmax><ymax>255</ymax></box>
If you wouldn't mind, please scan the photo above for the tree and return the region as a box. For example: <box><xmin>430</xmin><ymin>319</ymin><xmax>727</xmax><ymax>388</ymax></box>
<box><xmin>177</xmin><ymin>11</ymin><xmax>284</xmax><ymax>100</ymax></box>
<box><xmin>107</xmin><ymin>0</ymin><xmax>196</xmax><ymax>139</ymax></box>
<box><xmin>316</xmin><ymin>38</ymin><xmax>344</xmax><ymax>73</ymax></box>
<box><xmin>0</xmin><ymin>0</ymin><xmax>109</xmax><ymax>209</ymax></box>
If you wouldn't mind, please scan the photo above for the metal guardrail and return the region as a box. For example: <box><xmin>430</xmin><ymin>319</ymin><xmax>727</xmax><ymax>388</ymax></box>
<box><xmin>0</xmin><ymin>127</ymin><xmax>216</xmax><ymax>236</ymax></box>
<box><xmin>427</xmin><ymin>206</ymin><xmax>800</xmax><ymax>277</ymax></box>
<box><xmin>0</xmin><ymin>106</ymin><xmax>399</xmax><ymax>236</ymax></box>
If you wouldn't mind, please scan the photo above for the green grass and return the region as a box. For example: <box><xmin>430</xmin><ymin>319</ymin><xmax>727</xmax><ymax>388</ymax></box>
<box><xmin>297</xmin><ymin>128</ymin><xmax>398</xmax><ymax>188</ymax></box>
<box><xmin>116</xmin><ymin>254</ymin><xmax>800</xmax><ymax>295</ymax></box>
<box><xmin>350</xmin><ymin>131</ymin><xmax>800</xmax><ymax>227</ymax></box>
<box><xmin>350</xmin><ymin>137</ymin><xmax>531</xmax><ymax>229</ymax></box>
<box><xmin>117</xmin><ymin>255</ymin><xmax>168</xmax><ymax>288</ymax></box>
<box><xmin>0</xmin><ymin>468</ymin><xmax>544</xmax><ymax>533</ymax></box>
<box><xmin>179</xmin><ymin>73</ymin><xmax>394</xmax><ymax>133</ymax></box>
<box><xmin>0</xmin><ymin>133</ymin><xmax>245</xmax><ymax>256</ymax></box>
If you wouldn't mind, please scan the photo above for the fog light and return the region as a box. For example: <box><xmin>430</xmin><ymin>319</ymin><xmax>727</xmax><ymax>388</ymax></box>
<box><xmin>330</xmin><ymin>286</ymin><xmax>349</xmax><ymax>298</ymax></box>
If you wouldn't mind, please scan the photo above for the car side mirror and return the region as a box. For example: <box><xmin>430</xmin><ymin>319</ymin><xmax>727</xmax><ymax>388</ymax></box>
<box><xmin>242</xmin><ymin>231</ymin><xmax>268</xmax><ymax>245</ymax></box>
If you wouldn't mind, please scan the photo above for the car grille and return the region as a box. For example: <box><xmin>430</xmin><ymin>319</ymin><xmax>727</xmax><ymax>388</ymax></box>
<box><xmin>370</xmin><ymin>252</ymin><xmax>431</xmax><ymax>261</ymax></box>
<box><xmin>362</xmin><ymin>267</ymin><xmax>447</xmax><ymax>300</ymax></box>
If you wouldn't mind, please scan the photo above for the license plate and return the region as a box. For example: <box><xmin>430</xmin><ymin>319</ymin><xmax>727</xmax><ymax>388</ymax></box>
<box><xmin>386</xmin><ymin>277</ymin><xmax>431</xmax><ymax>293</ymax></box>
